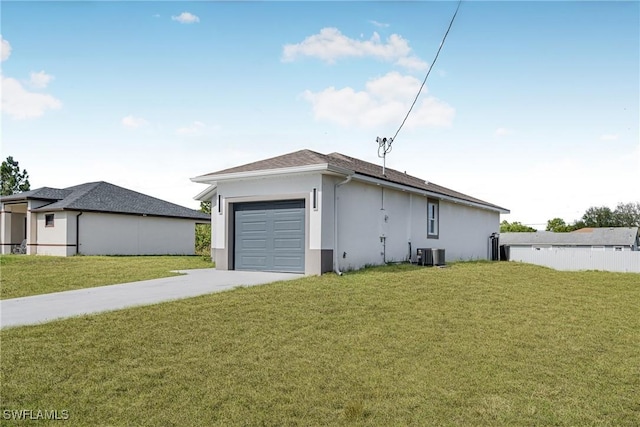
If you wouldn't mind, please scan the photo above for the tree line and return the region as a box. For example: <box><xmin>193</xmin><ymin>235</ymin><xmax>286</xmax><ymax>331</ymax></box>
<box><xmin>501</xmin><ymin>202</ymin><xmax>640</xmax><ymax>233</ymax></box>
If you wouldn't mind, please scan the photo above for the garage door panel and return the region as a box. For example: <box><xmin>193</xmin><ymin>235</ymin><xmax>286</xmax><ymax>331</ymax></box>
<box><xmin>238</xmin><ymin>256</ymin><xmax>268</xmax><ymax>268</ymax></box>
<box><xmin>273</xmin><ymin>256</ymin><xmax>304</xmax><ymax>269</ymax></box>
<box><xmin>274</xmin><ymin>219</ymin><xmax>303</xmax><ymax>232</ymax></box>
<box><xmin>235</xmin><ymin>200</ymin><xmax>305</xmax><ymax>273</ymax></box>
<box><xmin>274</xmin><ymin>238</ymin><xmax>303</xmax><ymax>249</ymax></box>
<box><xmin>241</xmin><ymin>221</ymin><xmax>268</xmax><ymax>232</ymax></box>
<box><xmin>241</xmin><ymin>239</ymin><xmax>268</xmax><ymax>249</ymax></box>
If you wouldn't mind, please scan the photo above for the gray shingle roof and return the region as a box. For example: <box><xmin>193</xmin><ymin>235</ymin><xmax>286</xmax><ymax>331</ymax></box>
<box><xmin>500</xmin><ymin>228</ymin><xmax>640</xmax><ymax>247</ymax></box>
<box><xmin>0</xmin><ymin>187</ymin><xmax>72</xmax><ymax>202</ymax></box>
<box><xmin>1</xmin><ymin>182</ymin><xmax>209</xmax><ymax>221</ymax></box>
<box><xmin>198</xmin><ymin>149</ymin><xmax>508</xmax><ymax>212</ymax></box>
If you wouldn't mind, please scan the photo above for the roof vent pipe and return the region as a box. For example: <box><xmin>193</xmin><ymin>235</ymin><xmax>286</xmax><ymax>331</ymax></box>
<box><xmin>333</xmin><ymin>175</ymin><xmax>352</xmax><ymax>275</ymax></box>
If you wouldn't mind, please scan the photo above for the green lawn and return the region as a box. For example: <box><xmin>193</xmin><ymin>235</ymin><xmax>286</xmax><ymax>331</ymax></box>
<box><xmin>0</xmin><ymin>255</ymin><xmax>214</xmax><ymax>299</ymax></box>
<box><xmin>1</xmin><ymin>262</ymin><xmax>638</xmax><ymax>426</ymax></box>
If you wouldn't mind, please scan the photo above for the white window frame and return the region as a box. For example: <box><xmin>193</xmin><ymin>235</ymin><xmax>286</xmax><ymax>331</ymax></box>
<box><xmin>427</xmin><ymin>199</ymin><xmax>439</xmax><ymax>239</ymax></box>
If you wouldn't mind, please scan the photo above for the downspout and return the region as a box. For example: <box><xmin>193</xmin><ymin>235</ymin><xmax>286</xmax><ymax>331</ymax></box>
<box><xmin>333</xmin><ymin>175</ymin><xmax>352</xmax><ymax>275</ymax></box>
<box><xmin>408</xmin><ymin>193</ymin><xmax>413</xmax><ymax>263</ymax></box>
<box><xmin>76</xmin><ymin>212</ymin><xmax>83</xmax><ymax>255</ymax></box>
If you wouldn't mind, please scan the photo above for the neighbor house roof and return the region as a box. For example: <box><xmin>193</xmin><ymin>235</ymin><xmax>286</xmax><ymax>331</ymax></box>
<box><xmin>500</xmin><ymin>227</ymin><xmax>639</xmax><ymax>247</ymax></box>
<box><xmin>193</xmin><ymin>149</ymin><xmax>508</xmax><ymax>212</ymax></box>
<box><xmin>1</xmin><ymin>182</ymin><xmax>210</xmax><ymax>221</ymax></box>
<box><xmin>0</xmin><ymin>187</ymin><xmax>73</xmax><ymax>202</ymax></box>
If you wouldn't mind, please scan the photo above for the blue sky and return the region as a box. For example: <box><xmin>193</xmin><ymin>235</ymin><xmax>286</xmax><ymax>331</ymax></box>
<box><xmin>2</xmin><ymin>1</ymin><xmax>638</xmax><ymax>228</ymax></box>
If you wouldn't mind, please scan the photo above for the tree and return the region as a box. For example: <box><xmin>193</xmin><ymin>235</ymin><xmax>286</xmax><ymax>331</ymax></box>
<box><xmin>1</xmin><ymin>156</ymin><xmax>30</xmax><ymax>196</ymax></box>
<box><xmin>546</xmin><ymin>218</ymin><xmax>569</xmax><ymax>232</ymax></box>
<box><xmin>195</xmin><ymin>201</ymin><xmax>212</xmax><ymax>256</ymax></box>
<box><xmin>500</xmin><ymin>220</ymin><xmax>536</xmax><ymax>232</ymax></box>
<box><xmin>581</xmin><ymin>206</ymin><xmax>616</xmax><ymax>228</ymax></box>
<box><xmin>612</xmin><ymin>202</ymin><xmax>640</xmax><ymax>227</ymax></box>
<box><xmin>200</xmin><ymin>201</ymin><xmax>211</xmax><ymax>214</ymax></box>
<box><xmin>546</xmin><ymin>218</ymin><xmax>585</xmax><ymax>232</ymax></box>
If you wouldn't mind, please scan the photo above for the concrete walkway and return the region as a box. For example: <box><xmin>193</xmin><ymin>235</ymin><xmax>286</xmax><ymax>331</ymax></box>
<box><xmin>0</xmin><ymin>269</ymin><xmax>302</xmax><ymax>329</ymax></box>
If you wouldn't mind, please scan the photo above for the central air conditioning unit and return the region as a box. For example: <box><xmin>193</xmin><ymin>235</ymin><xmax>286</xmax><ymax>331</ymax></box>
<box><xmin>416</xmin><ymin>248</ymin><xmax>433</xmax><ymax>266</ymax></box>
<box><xmin>433</xmin><ymin>249</ymin><xmax>446</xmax><ymax>266</ymax></box>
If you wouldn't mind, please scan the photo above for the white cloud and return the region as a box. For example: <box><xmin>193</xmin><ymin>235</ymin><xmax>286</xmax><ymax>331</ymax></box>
<box><xmin>29</xmin><ymin>71</ymin><xmax>54</xmax><ymax>89</ymax></box>
<box><xmin>176</xmin><ymin>121</ymin><xmax>206</xmax><ymax>136</ymax></box>
<box><xmin>369</xmin><ymin>20</ymin><xmax>390</xmax><ymax>28</ymax></box>
<box><xmin>1</xmin><ymin>35</ymin><xmax>11</xmax><ymax>62</ymax></box>
<box><xmin>282</xmin><ymin>28</ymin><xmax>428</xmax><ymax>71</ymax></box>
<box><xmin>600</xmin><ymin>134</ymin><xmax>619</xmax><ymax>141</ymax></box>
<box><xmin>1</xmin><ymin>76</ymin><xmax>62</xmax><ymax>119</ymax></box>
<box><xmin>495</xmin><ymin>127</ymin><xmax>512</xmax><ymax>137</ymax></box>
<box><xmin>395</xmin><ymin>56</ymin><xmax>429</xmax><ymax>72</ymax></box>
<box><xmin>302</xmin><ymin>71</ymin><xmax>454</xmax><ymax>129</ymax></box>
<box><xmin>121</xmin><ymin>115</ymin><xmax>149</xmax><ymax>129</ymax></box>
<box><xmin>171</xmin><ymin>12</ymin><xmax>200</xmax><ymax>24</ymax></box>
<box><xmin>152</xmin><ymin>14</ymin><xmax>161</xmax><ymax>18</ymax></box>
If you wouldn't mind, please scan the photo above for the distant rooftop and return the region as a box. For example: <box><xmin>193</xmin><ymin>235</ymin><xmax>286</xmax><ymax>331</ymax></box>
<box><xmin>500</xmin><ymin>227</ymin><xmax>639</xmax><ymax>247</ymax></box>
<box><xmin>1</xmin><ymin>181</ymin><xmax>209</xmax><ymax>221</ymax></box>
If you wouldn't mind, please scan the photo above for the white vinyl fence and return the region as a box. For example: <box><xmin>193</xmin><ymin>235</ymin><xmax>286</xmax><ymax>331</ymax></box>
<box><xmin>509</xmin><ymin>247</ymin><xmax>640</xmax><ymax>273</ymax></box>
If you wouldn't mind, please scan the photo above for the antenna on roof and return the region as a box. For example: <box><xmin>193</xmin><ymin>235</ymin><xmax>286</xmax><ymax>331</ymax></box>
<box><xmin>376</xmin><ymin>137</ymin><xmax>393</xmax><ymax>176</ymax></box>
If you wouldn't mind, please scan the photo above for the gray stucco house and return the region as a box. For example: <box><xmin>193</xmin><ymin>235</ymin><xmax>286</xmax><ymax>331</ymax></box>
<box><xmin>1</xmin><ymin>181</ymin><xmax>210</xmax><ymax>256</ymax></box>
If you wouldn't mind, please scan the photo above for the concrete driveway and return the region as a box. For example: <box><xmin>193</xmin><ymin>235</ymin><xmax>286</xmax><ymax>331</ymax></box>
<box><xmin>0</xmin><ymin>269</ymin><xmax>302</xmax><ymax>329</ymax></box>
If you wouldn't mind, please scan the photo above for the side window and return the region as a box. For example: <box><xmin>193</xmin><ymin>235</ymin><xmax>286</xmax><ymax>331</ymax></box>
<box><xmin>45</xmin><ymin>214</ymin><xmax>55</xmax><ymax>227</ymax></box>
<box><xmin>427</xmin><ymin>199</ymin><xmax>439</xmax><ymax>239</ymax></box>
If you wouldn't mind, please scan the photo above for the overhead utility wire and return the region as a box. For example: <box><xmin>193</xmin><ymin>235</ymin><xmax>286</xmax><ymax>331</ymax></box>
<box><xmin>391</xmin><ymin>0</ymin><xmax>463</xmax><ymax>143</ymax></box>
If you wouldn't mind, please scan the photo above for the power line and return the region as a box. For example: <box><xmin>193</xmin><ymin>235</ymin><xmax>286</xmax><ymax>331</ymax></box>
<box><xmin>391</xmin><ymin>0</ymin><xmax>463</xmax><ymax>143</ymax></box>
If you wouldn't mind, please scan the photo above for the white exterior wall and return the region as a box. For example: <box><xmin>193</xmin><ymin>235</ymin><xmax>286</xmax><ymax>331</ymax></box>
<box><xmin>321</xmin><ymin>175</ymin><xmax>336</xmax><ymax>250</ymax></box>
<box><xmin>215</xmin><ymin>173</ymin><xmax>323</xmax><ymax>250</ymax></box>
<box><xmin>335</xmin><ymin>180</ymin><xmax>388</xmax><ymax>270</ymax></box>
<box><xmin>336</xmin><ymin>180</ymin><xmax>500</xmax><ymax>271</ymax></box>
<box><xmin>422</xmin><ymin>200</ymin><xmax>499</xmax><ymax>261</ymax></box>
<box><xmin>207</xmin><ymin>172</ymin><xmax>500</xmax><ymax>274</ymax></box>
<box><xmin>78</xmin><ymin>212</ymin><xmax>197</xmax><ymax>255</ymax></box>
<box><xmin>36</xmin><ymin>211</ymin><xmax>73</xmax><ymax>256</ymax></box>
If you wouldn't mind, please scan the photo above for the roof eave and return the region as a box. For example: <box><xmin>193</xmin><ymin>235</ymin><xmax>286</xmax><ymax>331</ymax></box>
<box><xmin>193</xmin><ymin>185</ymin><xmax>217</xmax><ymax>202</ymax></box>
<box><xmin>0</xmin><ymin>195</ymin><xmax>59</xmax><ymax>203</ymax></box>
<box><xmin>351</xmin><ymin>173</ymin><xmax>510</xmax><ymax>214</ymax></box>
<box><xmin>190</xmin><ymin>163</ymin><xmax>353</xmax><ymax>184</ymax></box>
<box><xmin>30</xmin><ymin>207</ymin><xmax>210</xmax><ymax>222</ymax></box>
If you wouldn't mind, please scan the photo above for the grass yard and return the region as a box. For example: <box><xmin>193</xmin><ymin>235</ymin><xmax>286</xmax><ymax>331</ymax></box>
<box><xmin>0</xmin><ymin>255</ymin><xmax>214</xmax><ymax>299</ymax></box>
<box><xmin>1</xmin><ymin>262</ymin><xmax>639</xmax><ymax>426</ymax></box>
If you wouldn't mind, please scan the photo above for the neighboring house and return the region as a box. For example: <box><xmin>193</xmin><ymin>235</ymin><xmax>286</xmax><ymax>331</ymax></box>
<box><xmin>500</xmin><ymin>227</ymin><xmax>640</xmax><ymax>251</ymax></box>
<box><xmin>500</xmin><ymin>227</ymin><xmax>640</xmax><ymax>273</ymax></box>
<box><xmin>0</xmin><ymin>181</ymin><xmax>210</xmax><ymax>256</ymax></box>
<box><xmin>191</xmin><ymin>149</ymin><xmax>509</xmax><ymax>275</ymax></box>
